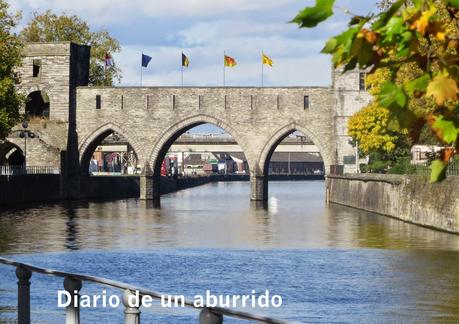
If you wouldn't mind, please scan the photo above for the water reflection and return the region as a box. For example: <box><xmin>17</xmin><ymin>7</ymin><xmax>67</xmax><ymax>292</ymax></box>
<box><xmin>0</xmin><ymin>181</ymin><xmax>459</xmax><ymax>253</ymax></box>
<box><xmin>1</xmin><ymin>181</ymin><xmax>459</xmax><ymax>322</ymax></box>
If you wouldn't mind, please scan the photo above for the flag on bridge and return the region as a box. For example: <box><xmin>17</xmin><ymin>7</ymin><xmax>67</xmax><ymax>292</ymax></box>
<box><xmin>224</xmin><ymin>55</ymin><xmax>237</xmax><ymax>67</ymax></box>
<box><xmin>262</xmin><ymin>53</ymin><xmax>273</xmax><ymax>67</ymax></box>
<box><xmin>182</xmin><ymin>53</ymin><xmax>189</xmax><ymax>67</ymax></box>
<box><xmin>141</xmin><ymin>54</ymin><xmax>152</xmax><ymax>68</ymax></box>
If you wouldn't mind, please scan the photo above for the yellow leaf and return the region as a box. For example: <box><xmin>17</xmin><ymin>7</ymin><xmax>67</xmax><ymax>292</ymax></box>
<box><xmin>426</xmin><ymin>76</ymin><xmax>459</xmax><ymax>106</ymax></box>
<box><xmin>411</xmin><ymin>6</ymin><xmax>436</xmax><ymax>35</ymax></box>
<box><xmin>435</xmin><ymin>32</ymin><xmax>445</xmax><ymax>41</ymax></box>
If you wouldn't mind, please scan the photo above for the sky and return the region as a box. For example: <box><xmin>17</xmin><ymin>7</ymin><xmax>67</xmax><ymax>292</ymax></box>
<box><xmin>9</xmin><ymin>0</ymin><xmax>380</xmax><ymax>88</ymax></box>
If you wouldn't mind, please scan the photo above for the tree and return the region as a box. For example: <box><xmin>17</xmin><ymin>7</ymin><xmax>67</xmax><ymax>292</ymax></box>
<box><xmin>348</xmin><ymin>102</ymin><xmax>406</xmax><ymax>154</ymax></box>
<box><xmin>292</xmin><ymin>0</ymin><xmax>459</xmax><ymax>182</ymax></box>
<box><xmin>20</xmin><ymin>11</ymin><xmax>121</xmax><ymax>86</ymax></box>
<box><xmin>0</xmin><ymin>1</ymin><xmax>23</xmax><ymax>140</ymax></box>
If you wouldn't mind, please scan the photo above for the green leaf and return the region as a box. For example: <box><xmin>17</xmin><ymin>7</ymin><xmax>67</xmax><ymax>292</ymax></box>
<box><xmin>349</xmin><ymin>16</ymin><xmax>365</xmax><ymax>26</ymax></box>
<box><xmin>432</xmin><ymin>116</ymin><xmax>459</xmax><ymax>144</ymax></box>
<box><xmin>372</xmin><ymin>0</ymin><xmax>405</xmax><ymax>30</ymax></box>
<box><xmin>430</xmin><ymin>160</ymin><xmax>447</xmax><ymax>183</ymax></box>
<box><xmin>322</xmin><ymin>38</ymin><xmax>338</xmax><ymax>54</ymax></box>
<box><xmin>448</xmin><ymin>0</ymin><xmax>459</xmax><ymax>8</ymax></box>
<box><xmin>383</xmin><ymin>16</ymin><xmax>405</xmax><ymax>43</ymax></box>
<box><xmin>405</xmin><ymin>74</ymin><xmax>431</xmax><ymax>96</ymax></box>
<box><xmin>378</xmin><ymin>81</ymin><xmax>406</xmax><ymax>108</ymax></box>
<box><xmin>291</xmin><ymin>0</ymin><xmax>335</xmax><ymax>28</ymax></box>
<box><xmin>389</xmin><ymin>104</ymin><xmax>417</xmax><ymax>129</ymax></box>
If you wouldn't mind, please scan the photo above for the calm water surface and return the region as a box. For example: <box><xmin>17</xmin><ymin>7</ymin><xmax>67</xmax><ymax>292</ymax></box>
<box><xmin>1</xmin><ymin>181</ymin><xmax>459</xmax><ymax>323</ymax></box>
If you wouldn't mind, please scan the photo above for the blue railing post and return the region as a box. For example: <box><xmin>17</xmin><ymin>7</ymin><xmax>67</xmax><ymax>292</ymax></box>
<box><xmin>122</xmin><ymin>289</ymin><xmax>141</xmax><ymax>324</ymax></box>
<box><xmin>16</xmin><ymin>266</ymin><xmax>32</xmax><ymax>324</ymax></box>
<box><xmin>63</xmin><ymin>277</ymin><xmax>82</xmax><ymax>324</ymax></box>
<box><xmin>199</xmin><ymin>308</ymin><xmax>223</xmax><ymax>324</ymax></box>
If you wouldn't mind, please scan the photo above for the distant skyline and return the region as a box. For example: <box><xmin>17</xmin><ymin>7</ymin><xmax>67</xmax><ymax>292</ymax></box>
<box><xmin>10</xmin><ymin>0</ymin><xmax>380</xmax><ymax>88</ymax></box>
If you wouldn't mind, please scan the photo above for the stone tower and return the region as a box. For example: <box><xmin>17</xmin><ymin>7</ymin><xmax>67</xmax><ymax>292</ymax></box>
<box><xmin>7</xmin><ymin>42</ymin><xmax>90</xmax><ymax>168</ymax></box>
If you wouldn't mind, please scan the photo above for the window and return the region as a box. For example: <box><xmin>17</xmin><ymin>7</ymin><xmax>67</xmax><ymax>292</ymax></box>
<box><xmin>359</xmin><ymin>73</ymin><xmax>366</xmax><ymax>91</ymax></box>
<box><xmin>343</xmin><ymin>155</ymin><xmax>356</xmax><ymax>165</ymax></box>
<box><xmin>33</xmin><ymin>59</ymin><xmax>41</xmax><ymax>78</ymax></box>
<box><xmin>96</xmin><ymin>95</ymin><xmax>101</xmax><ymax>109</ymax></box>
<box><xmin>304</xmin><ymin>96</ymin><xmax>310</xmax><ymax>109</ymax></box>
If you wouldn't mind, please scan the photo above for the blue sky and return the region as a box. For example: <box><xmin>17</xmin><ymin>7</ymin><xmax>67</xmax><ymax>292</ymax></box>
<box><xmin>10</xmin><ymin>0</ymin><xmax>380</xmax><ymax>88</ymax></box>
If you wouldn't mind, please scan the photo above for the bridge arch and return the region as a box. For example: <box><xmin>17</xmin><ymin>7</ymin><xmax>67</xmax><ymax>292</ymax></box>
<box><xmin>25</xmin><ymin>90</ymin><xmax>50</xmax><ymax>118</ymax></box>
<box><xmin>79</xmin><ymin>122</ymin><xmax>143</xmax><ymax>174</ymax></box>
<box><xmin>259</xmin><ymin>123</ymin><xmax>334</xmax><ymax>175</ymax></box>
<box><xmin>0</xmin><ymin>142</ymin><xmax>25</xmax><ymax>166</ymax></box>
<box><xmin>146</xmin><ymin>114</ymin><xmax>253</xmax><ymax>200</ymax></box>
<box><xmin>251</xmin><ymin>123</ymin><xmax>335</xmax><ymax>201</ymax></box>
<box><xmin>148</xmin><ymin>114</ymin><xmax>253</xmax><ymax>172</ymax></box>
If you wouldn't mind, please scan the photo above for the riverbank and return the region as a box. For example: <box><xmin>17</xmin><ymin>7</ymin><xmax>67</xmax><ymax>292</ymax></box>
<box><xmin>326</xmin><ymin>174</ymin><xmax>459</xmax><ymax>234</ymax></box>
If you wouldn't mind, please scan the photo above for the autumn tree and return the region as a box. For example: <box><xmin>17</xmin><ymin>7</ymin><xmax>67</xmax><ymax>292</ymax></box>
<box><xmin>20</xmin><ymin>11</ymin><xmax>121</xmax><ymax>86</ymax></box>
<box><xmin>292</xmin><ymin>0</ymin><xmax>459</xmax><ymax>182</ymax></box>
<box><xmin>0</xmin><ymin>1</ymin><xmax>23</xmax><ymax>139</ymax></box>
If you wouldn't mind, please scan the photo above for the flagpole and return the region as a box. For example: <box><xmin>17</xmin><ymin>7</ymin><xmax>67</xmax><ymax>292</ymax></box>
<box><xmin>223</xmin><ymin>51</ymin><xmax>226</xmax><ymax>87</ymax></box>
<box><xmin>140</xmin><ymin>52</ymin><xmax>143</xmax><ymax>86</ymax></box>
<box><xmin>181</xmin><ymin>50</ymin><xmax>184</xmax><ymax>88</ymax></box>
<box><xmin>261</xmin><ymin>50</ymin><xmax>264</xmax><ymax>88</ymax></box>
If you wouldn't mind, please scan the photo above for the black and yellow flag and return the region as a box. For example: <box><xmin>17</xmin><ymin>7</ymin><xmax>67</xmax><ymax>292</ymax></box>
<box><xmin>182</xmin><ymin>53</ymin><xmax>189</xmax><ymax>67</ymax></box>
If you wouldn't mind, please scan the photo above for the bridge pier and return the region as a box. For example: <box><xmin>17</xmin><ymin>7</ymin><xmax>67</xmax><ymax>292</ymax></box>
<box><xmin>140</xmin><ymin>175</ymin><xmax>160</xmax><ymax>200</ymax></box>
<box><xmin>250</xmin><ymin>174</ymin><xmax>267</xmax><ymax>201</ymax></box>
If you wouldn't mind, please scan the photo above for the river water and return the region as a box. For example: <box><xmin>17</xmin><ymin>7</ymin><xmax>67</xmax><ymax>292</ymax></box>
<box><xmin>1</xmin><ymin>181</ymin><xmax>459</xmax><ymax>323</ymax></box>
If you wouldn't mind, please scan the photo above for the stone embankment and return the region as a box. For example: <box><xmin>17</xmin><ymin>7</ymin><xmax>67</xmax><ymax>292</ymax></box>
<box><xmin>326</xmin><ymin>174</ymin><xmax>459</xmax><ymax>234</ymax></box>
<box><xmin>0</xmin><ymin>174</ymin><xmax>325</xmax><ymax>206</ymax></box>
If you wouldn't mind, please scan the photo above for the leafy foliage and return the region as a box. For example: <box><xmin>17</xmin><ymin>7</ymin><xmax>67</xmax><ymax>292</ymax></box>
<box><xmin>348</xmin><ymin>102</ymin><xmax>404</xmax><ymax>154</ymax></box>
<box><xmin>20</xmin><ymin>11</ymin><xmax>121</xmax><ymax>86</ymax></box>
<box><xmin>0</xmin><ymin>1</ymin><xmax>23</xmax><ymax>139</ymax></box>
<box><xmin>291</xmin><ymin>0</ymin><xmax>335</xmax><ymax>28</ymax></box>
<box><xmin>292</xmin><ymin>0</ymin><xmax>459</xmax><ymax>182</ymax></box>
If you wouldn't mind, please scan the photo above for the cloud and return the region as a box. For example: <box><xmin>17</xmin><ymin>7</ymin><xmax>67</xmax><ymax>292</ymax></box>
<box><xmin>9</xmin><ymin>0</ymin><xmax>380</xmax><ymax>86</ymax></box>
<box><xmin>10</xmin><ymin>0</ymin><xmax>301</xmax><ymax>25</ymax></box>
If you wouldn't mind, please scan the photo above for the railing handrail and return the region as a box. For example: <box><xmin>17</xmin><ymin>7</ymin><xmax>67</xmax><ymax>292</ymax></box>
<box><xmin>0</xmin><ymin>165</ymin><xmax>60</xmax><ymax>175</ymax></box>
<box><xmin>0</xmin><ymin>257</ymin><xmax>289</xmax><ymax>324</ymax></box>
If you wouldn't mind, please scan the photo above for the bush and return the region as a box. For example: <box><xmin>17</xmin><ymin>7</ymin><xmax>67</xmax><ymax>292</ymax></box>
<box><xmin>388</xmin><ymin>157</ymin><xmax>416</xmax><ymax>175</ymax></box>
<box><xmin>368</xmin><ymin>160</ymin><xmax>390</xmax><ymax>173</ymax></box>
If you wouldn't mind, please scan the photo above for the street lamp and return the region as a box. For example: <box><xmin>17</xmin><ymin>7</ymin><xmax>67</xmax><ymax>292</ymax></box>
<box><xmin>17</xmin><ymin>119</ymin><xmax>36</xmax><ymax>168</ymax></box>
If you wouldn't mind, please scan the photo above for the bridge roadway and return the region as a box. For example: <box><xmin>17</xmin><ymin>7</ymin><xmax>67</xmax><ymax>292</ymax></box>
<box><xmin>169</xmin><ymin>135</ymin><xmax>320</xmax><ymax>154</ymax></box>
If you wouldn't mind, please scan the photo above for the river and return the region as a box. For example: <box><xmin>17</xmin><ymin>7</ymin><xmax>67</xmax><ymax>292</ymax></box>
<box><xmin>1</xmin><ymin>181</ymin><xmax>459</xmax><ymax>323</ymax></box>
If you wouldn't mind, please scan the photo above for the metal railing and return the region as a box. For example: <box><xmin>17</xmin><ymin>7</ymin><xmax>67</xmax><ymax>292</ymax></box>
<box><xmin>0</xmin><ymin>257</ymin><xmax>288</xmax><ymax>324</ymax></box>
<box><xmin>415</xmin><ymin>160</ymin><xmax>459</xmax><ymax>177</ymax></box>
<box><xmin>0</xmin><ymin>165</ymin><xmax>60</xmax><ymax>176</ymax></box>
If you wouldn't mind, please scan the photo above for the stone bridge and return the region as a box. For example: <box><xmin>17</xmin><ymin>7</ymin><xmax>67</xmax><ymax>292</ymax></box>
<box><xmin>3</xmin><ymin>42</ymin><xmax>371</xmax><ymax>201</ymax></box>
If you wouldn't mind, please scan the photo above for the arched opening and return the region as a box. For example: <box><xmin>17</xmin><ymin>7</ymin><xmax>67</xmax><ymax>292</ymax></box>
<box><xmin>266</xmin><ymin>131</ymin><xmax>324</xmax><ymax>176</ymax></box>
<box><xmin>80</xmin><ymin>130</ymin><xmax>139</xmax><ymax>176</ymax></box>
<box><xmin>25</xmin><ymin>91</ymin><xmax>50</xmax><ymax>118</ymax></box>
<box><xmin>260</xmin><ymin>129</ymin><xmax>325</xmax><ymax>201</ymax></box>
<box><xmin>0</xmin><ymin>142</ymin><xmax>25</xmax><ymax>166</ymax></box>
<box><xmin>151</xmin><ymin>122</ymin><xmax>249</xmax><ymax>198</ymax></box>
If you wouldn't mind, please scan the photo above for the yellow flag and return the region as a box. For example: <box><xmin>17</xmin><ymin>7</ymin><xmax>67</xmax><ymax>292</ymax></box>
<box><xmin>262</xmin><ymin>54</ymin><xmax>273</xmax><ymax>67</ymax></box>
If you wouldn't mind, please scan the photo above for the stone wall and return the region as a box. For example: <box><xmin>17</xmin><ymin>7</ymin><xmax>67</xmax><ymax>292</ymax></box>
<box><xmin>0</xmin><ymin>175</ymin><xmax>61</xmax><ymax>205</ymax></box>
<box><xmin>80</xmin><ymin>176</ymin><xmax>140</xmax><ymax>199</ymax></box>
<box><xmin>6</xmin><ymin>42</ymin><xmax>375</xmax><ymax>202</ymax></box>
<box><xmin>326</xmin><ymin>174</ymin><xmax>459</xmax><ymax>233</ymax></box>
<box><xmin>332</xmin><ymin>68</ymin><xmax>372</xmax><ymax>173</ymax></box>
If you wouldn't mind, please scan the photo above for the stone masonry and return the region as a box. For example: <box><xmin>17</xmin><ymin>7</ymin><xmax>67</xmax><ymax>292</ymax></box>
<box><xmin>5</xmin><ymin>42</ymin><xmax>372</xmax><ymax>201</ymax></box>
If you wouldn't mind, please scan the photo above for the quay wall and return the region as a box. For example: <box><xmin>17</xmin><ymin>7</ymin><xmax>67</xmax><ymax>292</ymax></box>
<box><xmin>0</xmin><ymin>174</ymin><xmax>325</xmax><ymax>206</ymax></box>
<box><xmin>326</xmin><ymin>174</ymin><xmax>459</xmax><ymax>233</ymax></box>
<box><xmin>0</xmin><ymin>175</ymin><xmax>61</xmax><ymax>205</ymax></box>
